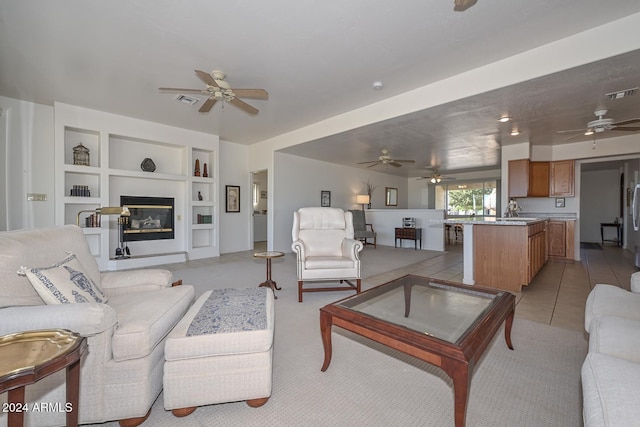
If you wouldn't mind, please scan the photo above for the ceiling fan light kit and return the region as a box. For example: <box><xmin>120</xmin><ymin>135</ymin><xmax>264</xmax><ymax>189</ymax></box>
<box><xmin>159</xmin><ymin>69</ymin><xmax>268</xmax><ymax>115</ymax></box>
<box><xmin>454</xmin><ymin>0</ymin><xmax>477</xmax><ymax>12</ymax></box>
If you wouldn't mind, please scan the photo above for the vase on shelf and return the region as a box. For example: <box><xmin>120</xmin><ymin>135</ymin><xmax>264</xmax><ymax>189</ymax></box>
<box><xmin>194</xmin><ymin>159</ymin><xmax>201</xmax><ymax>177</ymax></box>
<box><xmin>203</xmin><ymin>163</ymin><xmax>208</xmax><ymax>177</ymax></box>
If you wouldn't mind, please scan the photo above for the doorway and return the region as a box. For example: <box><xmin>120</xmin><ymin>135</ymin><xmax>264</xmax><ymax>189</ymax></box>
<box><xmin>251</xmin><ymin>170</ymin><xmax>268</xmax><ymax>251</ymax></box>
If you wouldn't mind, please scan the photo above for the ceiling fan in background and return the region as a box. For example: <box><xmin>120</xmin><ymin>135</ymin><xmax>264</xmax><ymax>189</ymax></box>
<box><xmin>357</xmin><ymin>149</ymin><xmax>416</xmax><ymax>168</ymax></box>
<box><xmin>159</xmin><ymin>70</ymin><xmax>268</xmax><ymax>115</ymax></box>
<box><xmin>417</xmin><ymin>168</ymin><xmax>456</xmax><ymax>183</ymax></box>
<box><xmin>557</xmin><ymin>109</ymin><xmax>640</xmax><ymax>141</ymax></box>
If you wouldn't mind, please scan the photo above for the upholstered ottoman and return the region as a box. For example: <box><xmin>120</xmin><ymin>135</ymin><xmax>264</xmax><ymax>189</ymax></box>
<box><xmin>163</xmin><ymin>288</ymin><xmax>275</xmax><ymax>416</ymax></box>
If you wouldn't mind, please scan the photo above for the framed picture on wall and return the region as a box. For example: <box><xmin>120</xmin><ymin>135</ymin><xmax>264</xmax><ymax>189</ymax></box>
<box><xmin>321</xmin><ymin>190</ymin><xmax>331</xmax><ymax>207</ymax></box>
<box><xmin>226</xmin><ymin>185</ymin><xmax>240</xmax><ymax>213</ymax></box>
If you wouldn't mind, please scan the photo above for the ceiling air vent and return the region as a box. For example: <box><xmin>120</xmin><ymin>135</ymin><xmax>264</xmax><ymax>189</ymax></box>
<box><xmin>174</xmin><ymin>94</ymin><xmax>199</xmax><ymax>105</ymax></box>
<box><xmin>605</xmin><ymin>87</ymin><xmax>638</xmax><ymax>100</ymax></box>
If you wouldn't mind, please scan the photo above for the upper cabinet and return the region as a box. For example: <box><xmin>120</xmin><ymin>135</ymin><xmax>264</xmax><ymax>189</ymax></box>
<box><xmin>508</xmin><ymin>159</ymin><xmax>575</xmax><ymax>198</ymax></box>
<box><xmin>549</xmin><ymin>160</ymin><xmax>575</xmax><ymax>197</ymax></box>
<box><xmin>528</xmin><ymin>162</ymin><xmax>550</xmax><ymax>197</ymax></box>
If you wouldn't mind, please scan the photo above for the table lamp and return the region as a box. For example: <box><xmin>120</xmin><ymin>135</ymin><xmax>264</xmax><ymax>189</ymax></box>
<box><xmin>356</xmin><ymin>194</ymin><xmax>370</xmax><ymax>210</ymax></box>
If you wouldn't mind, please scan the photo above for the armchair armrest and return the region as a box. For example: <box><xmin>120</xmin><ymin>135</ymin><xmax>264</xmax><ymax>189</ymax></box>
<box><xmin>366</xmin><ymin>223</ymin><xmax>375</xmax><ymax>232</ymax></box>
<box><xmin>342</xmin><ymin>238</ymin><xmax>363</xmax><ymax>260</ymax></box>
<box><xmin>0</xmin><ymin>303</ymin><xmax>117</xmax><ymax>337</ymax></box>
<box><xmin>291</xmin><ymin>240</ymin><xmax>306</xmax><ymax>259</ymax></box>
<box><xmin>101</xmin><ymin>269</ymin><xmax>173</xmax><ymax>297</ymax></box>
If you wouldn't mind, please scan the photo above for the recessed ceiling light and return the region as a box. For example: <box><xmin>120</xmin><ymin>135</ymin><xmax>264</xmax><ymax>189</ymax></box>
<box><xmin>510</xmin><ymin>129</ymin><xmax>520</xmax><ymax>136</ymax></box>
<box><xmin>372</xmin><ymin>81</ymin><xmax>384</xmax><ymax>90</ymax></box>
<box><xmin>498</xmin><ymin>116</ymin><xmax>511</xmax><ymax>123</ymax></box>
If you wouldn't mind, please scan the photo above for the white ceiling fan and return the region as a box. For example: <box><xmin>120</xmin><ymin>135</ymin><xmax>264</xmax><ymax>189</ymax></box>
<box><xmin>159</xmin><ymin>70</ymin><xmax>268</xmax><ymax>115</ymax></box>
<box><xmin>357</xmin><ymin>149</ymin><xmax>415</xmax><ymax>168</ymax></box>
<box><xmin>417</xmin><ymin>168</ymin><xmax>456</xmax><ymax>183</ymax></box>
<box><xmin>557</xmin><ymin>109</ymin><xmax>640</xmax><ymax>141</ymax></box>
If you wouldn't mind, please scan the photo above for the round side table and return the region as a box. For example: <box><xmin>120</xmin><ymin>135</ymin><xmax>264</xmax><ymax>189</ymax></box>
<box><xmin>254</xmin><ymin>251</ymin><xmax>285</xmax><ymax>299</ymax></box>
<box><xmin>0</xmin><ymin>329</ymin><xmax>87</xmax><ymax>427</ymax></box>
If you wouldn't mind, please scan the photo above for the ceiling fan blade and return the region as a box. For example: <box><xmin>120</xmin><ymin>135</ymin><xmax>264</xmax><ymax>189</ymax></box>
<box><xmin>393</xmin><ymin>159</ymin><xmax>416</xmax><ymax>163</ymax></box>
<box><xmin>195</xmin><ymin>70</ymin><xmax>218</xmax><ymax>87</ymax></box>
<box><xmin>229</xmin><ymin>98</ymin><xmax>259</xmax><ymax>115</ymax></box>
<box><xmin>612</xmin><ymin>126</ymin><xmax>640</xmax><ymax>131</ymax></box>
<box><xmin>366</xmin><ymin>163</ymin><xmax>380</xmax><ymax>168</ymax></box>
<box><xmin>556</xmin><ymin>128</ymin><xmax>587</xmax><ymax>134</ymax></box>
<box><xmin>357</xmin><ymin>161</ymin><xmax>380</xmax><ymax>165</ymax></box>
<box><xmin>613</xmin><ymin>118</ymin><xmax>640</xmax><ymax>126</ymax></box>
<box><xmin>563</xmin><ymin>133</ymin><xmax>590</xmax><ymax>142</ymax></box>
<box><xmin>198</xmin><ymin>97</ymin><xmax>217</xmax><ymax>113</ymax></box>
<box><xmin>389</xmin><ymin>162</ymin><xmax>403</xmax><ymax>167</ymax></box>
<box><xmin>232</xmin><ymin>89</ymin><xmax>269</xmax><ymax>100</ymax></box>
<box><xmin>159</xmin><ymin>87</ymin><xmax>206</xmax><ymax>94</ymax></box>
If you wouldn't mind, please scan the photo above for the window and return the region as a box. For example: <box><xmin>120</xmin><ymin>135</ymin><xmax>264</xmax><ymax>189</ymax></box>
<box><xmin>435</xmin><ymin>180</ymin><xmax>497</xmax><ymax>218</ymax></box>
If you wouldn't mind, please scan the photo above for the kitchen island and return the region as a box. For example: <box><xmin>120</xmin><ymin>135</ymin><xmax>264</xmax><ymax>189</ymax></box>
<box><xmin>444</xmin><ymin>217</ymin><xmax>548</xmax><ymax>292</ymax></box>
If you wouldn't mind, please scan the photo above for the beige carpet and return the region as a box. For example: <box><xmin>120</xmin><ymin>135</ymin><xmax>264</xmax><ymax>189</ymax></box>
<box><xmin>89</xmin><ymin>247</ymin><xmax>587</xmax><ymax>426</ymax></box>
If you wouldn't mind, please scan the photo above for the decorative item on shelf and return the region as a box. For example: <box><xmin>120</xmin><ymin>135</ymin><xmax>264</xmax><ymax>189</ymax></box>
<box><xmin>72</xmin><ymin>143</ymin><xmax>90</xmax><ymax>166</ymax></box>
<box><xmin>194</xmin><ymin>159</ymin><xmax>201</xmax><ymax>176</ymax></box>
<box><xmin>197</xmin><ymin>191</ymin><xmax>203</xmax><ymax>201</ymax></box>
<box><xmin>203</xmin><ymin>163</ymin><xmax>208</xmax><ymax>177</ymax></box>
<box><xmin>70</xmin><ymin>185</ymin><xmax>91</xmax><ymax>197</ymax></box>
<box><xmin>321</xmin><ymin>190</ymin><xmax>331</xmax><ymax>207</ymax></box>
<box><xmin>196</xmin><ymin>214</ymin><xmax>213</xmax><ymax>224</ymax></box>
<box><xmin>363</xmin><ymin>180</ymin><xmax>377</xmax><ymax>209</ymax></box>
<box><xmin>225</xmin><ymin>185</ymin><xmax>240</xmax><ymax>213</ymax></box>
<box><xmin>356</xmin><ymin>194</ymin><xmax>370</xmax><ymax>211</ymax></box>
<box><xmin>140</xmin><ymin>158</ymin><xmax>156</xmax><ymax>172</ymax></box>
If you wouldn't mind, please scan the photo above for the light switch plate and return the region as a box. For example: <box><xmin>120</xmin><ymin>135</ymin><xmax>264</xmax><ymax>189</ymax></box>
<box><xmin>27</xmin><ymin>193</ymin><xmax>47</xmax><ymax>201</ymax></box>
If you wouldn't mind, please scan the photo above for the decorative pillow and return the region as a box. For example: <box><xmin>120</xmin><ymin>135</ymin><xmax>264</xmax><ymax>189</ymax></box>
<box><xmin>18</xmin><ymin>253</ymin><xmax>107</xmax><ymax>304</ymax></box>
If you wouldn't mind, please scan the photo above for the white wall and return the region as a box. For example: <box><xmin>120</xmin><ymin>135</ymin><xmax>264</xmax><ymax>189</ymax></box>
<box><xmin>0</xmin><ymin>96</ymin><xmax>55</xmax><ymax>230</ymax></box>
<box><xmin>580</xmin><ymin>169</ymin><xmax>621</xmax><ymax>243</ymax></box>
<box><xmin>219</xmin><ymin>140</ymin><xmax>251</xmax><ymax>254</ymax></box>
<box><xmin>272</xmin><ymin>152</ymin><xmax>408</xmax><ymax>252</ymax></box>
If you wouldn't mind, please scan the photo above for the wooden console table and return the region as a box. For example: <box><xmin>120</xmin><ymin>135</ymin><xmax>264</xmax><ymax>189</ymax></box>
<box><xmin>395</xmin><ymin>227</ymin><xmax>422</xmax><ymax>250</ymax></box>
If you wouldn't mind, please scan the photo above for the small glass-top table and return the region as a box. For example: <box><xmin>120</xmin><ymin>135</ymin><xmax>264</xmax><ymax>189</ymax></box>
<box><xmin>0</xmin><ymin>329</ymin><xmax>87</xmax><ymax>427</ymax></box>
<box><xmin>253</xmin><ymin>251</ymin><xmax>285</xmax><ymax>299</ymax></box>
<box><xmin>320</xmin><ymin>275</ymin><xmax>515</xmax><ymax>427</ymax></box>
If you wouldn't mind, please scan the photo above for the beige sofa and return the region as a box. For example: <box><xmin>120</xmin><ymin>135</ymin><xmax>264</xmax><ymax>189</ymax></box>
<box><xmin>0</xmin><ymin>225</ymin><xmax>194</xmax><ymax>426</ymax></box>
<box><xmin>582</xmin><ymin>272</ymin><xmax>640</xmax><ymax>427</ymax></box>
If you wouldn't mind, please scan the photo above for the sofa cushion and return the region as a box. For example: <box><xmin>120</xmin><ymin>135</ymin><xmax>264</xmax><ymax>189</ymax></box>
<box><xmin>582</xmin><ymin>352</ymin><xmax>640</xmax><ymax>427</ymax></box>
<box><xmin>584</xmin><ymin>284</ymin><xmax>640</xmax><ymax>332</ymax></box>
<box><xmin>589</xmin><ymin>316</ymin><xmax>640</xmax><ymax>363</ymax></box>
<box><xmin>305</xmin><ymin>256</ymin><xmax>355</xmax><ymax>269</ymax></box>
<box><xmin>18</xmin><ymin>253</ymin><xmax>107</xmax><ymax>304</ymax></box>
<box><xmin>109</xmin><ymin>284</ymin><xmax>194</xmax><ymax>361</ymax></box>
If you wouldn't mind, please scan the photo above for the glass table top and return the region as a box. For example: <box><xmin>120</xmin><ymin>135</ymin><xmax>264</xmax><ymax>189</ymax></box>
<box><xmin>336</xmin><ymin>276</ymin><xmax>503</xmax><ymax>344</ymax></box>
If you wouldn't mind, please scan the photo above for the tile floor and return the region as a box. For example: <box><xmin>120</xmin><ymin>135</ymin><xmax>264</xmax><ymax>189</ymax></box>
<box><xmin>198</xmin><ymin>240</ymin><xmax>638</xmax><ymax>333</ymax></box>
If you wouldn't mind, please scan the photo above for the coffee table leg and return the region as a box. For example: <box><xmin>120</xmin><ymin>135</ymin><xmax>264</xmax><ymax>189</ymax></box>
<box><xmin>451</xmin><ymin>365</ymin><xmax>470</xmax><ymax>427</ymax></box>
<box><xmin>320</xmin><ymin>311</ymin><xmax>333</xmax><ymax>372</ymax></box>
<box><xmin>504</xmin><ymin>307</ymin><xmax>515</xmax><ymax>350</ymax></box>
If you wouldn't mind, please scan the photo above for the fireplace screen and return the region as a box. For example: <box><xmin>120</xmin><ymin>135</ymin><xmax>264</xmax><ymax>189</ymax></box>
<box><xmin>120</xmin><ymin>196</ymin><xmax>175</xmax><ymax>242</ymax></box>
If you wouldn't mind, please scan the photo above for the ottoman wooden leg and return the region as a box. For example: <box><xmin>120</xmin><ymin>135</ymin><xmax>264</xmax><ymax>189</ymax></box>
<box><xmin>246</xmin><ymin>397</ymin><xmax>270</xmax><ymax>408</ymax></box>
<box><xmin>172</xmin><ymin>407</ymin><xmax>197</xmax><ymax>417</ymax></box>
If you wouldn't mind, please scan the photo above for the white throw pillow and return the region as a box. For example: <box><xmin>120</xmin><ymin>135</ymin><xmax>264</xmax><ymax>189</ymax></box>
<box><xmin>18</xmin><ymin>253</ymin><xmax>108</xmax><ymax>304</ymax></box>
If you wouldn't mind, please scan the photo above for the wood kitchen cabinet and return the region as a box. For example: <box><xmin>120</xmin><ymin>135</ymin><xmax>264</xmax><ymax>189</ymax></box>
<box><xmin>473</xmin><ymin>220</ymin><xmax>547</xmax><ymax>292</ymax></box>
<box><xmin>508</xmin><ymin>159</ymin><xmax>529</xmax><ymax>198</ymax></box>
<box><xmin>508</xmin><ymin>159</ymin><xmax>575</xmax><ymax>198</ymax></box>
<box><xmin>528</xmin><ymin>162</ymin><xmax>550</xmax><ymax>197</ymax></box>
<box><xmin>547</xmin><ymin>219</ymin><xmax>575</xmax><ymax>259</ymax></box>
<box><xmin>550</xmin><ymin>160</ymin><xmax>575</xmax><ymax>197</ymax></box>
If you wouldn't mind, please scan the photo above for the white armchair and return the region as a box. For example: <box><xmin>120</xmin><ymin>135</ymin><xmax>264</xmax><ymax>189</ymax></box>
<box><xmin>291</xmin><ymin>208</ymin><xmax>363</xmax><ymax>302</ymax></box>
<box><xmin>0</xmin><ymin>225</ymin><xmax>194</xmax><ymax>427</ymax></box>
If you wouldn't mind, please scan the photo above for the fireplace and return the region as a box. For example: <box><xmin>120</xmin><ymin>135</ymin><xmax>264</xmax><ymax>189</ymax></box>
<box><xmin>120</xmin><ymin>196</ymin><xmax>175</xmax><ymax>242</ymax></box>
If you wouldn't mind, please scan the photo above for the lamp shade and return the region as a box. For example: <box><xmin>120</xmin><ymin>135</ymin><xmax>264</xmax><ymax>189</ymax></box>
<box><xmin>356</xmin><ymin>194</ymin><xmax>370</xmax><ymax>204</ymax></box>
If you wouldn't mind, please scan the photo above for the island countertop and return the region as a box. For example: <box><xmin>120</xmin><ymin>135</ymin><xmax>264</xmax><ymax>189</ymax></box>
<box><xmin>442</xmin><ymin>217</ymin><xmax>547</xmax><ymax>226</ymax></box>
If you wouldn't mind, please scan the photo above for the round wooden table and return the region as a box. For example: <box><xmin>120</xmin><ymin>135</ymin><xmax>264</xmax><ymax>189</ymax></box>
<box><xmin>254</xmin><ymin>251</ymin><xmax>285</xmax><ymax>299</ymax></box>
<box><xmin>0</xmin><ymin>329</ymin><xmax>87</xmax><ymax>427</ymax></box>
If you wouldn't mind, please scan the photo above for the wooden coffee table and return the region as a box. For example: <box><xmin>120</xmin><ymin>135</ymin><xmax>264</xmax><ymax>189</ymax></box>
<box><xmin>320</xmin><ymin>275</ymin><xmax>514</xmax><ymax>427</ymax></box>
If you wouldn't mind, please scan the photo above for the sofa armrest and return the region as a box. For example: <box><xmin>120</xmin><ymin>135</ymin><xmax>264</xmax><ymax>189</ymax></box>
<box><xmin>342</xmin><ymin>238</ymin><xmax>363</xmax><ymax>260</ymax></box>
<box><xmin>631</xmin><ymin>272</ymin><xmax>640</xmax><ymax>293</ymax></box>
<box><xmin>101</xmin><ymin>269</ymin><xmax>173</xmax><ymax>297</ymax></box>
<box><xmin>0</xmin><ymin>303</ymin><xmax>117</xmax><ymax>337</ymax></box>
